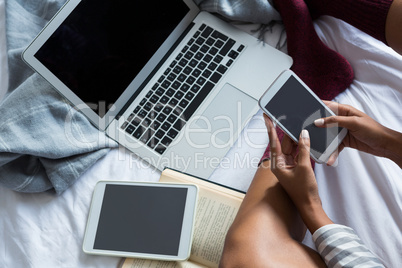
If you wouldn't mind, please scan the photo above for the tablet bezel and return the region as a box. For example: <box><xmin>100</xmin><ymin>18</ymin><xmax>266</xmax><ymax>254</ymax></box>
<box><xmin>82</xmin><ymin>181</ymin><xmax>198</xmax><ymax>261</ymax></box>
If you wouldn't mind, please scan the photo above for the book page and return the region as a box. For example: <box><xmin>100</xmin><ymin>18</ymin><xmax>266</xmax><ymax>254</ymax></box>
<box><xmin>160</xmin><ymin>169</ymin><xmax>244</xmax><ymax>267</ymax></box>
<box><xmin>122</xmin><ymin>258</ymin><xmax>208</xmax><ymax>268</ymax></box>
<box><xmin>161</xmin><ymin>169</ymin><xmax>245</xmax><ymax>200</ymax></box>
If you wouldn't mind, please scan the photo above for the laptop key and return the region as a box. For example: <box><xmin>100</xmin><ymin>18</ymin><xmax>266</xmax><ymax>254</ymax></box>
<box><xmin>190</xmin><ymin>84</ymin><xmax>201</xmax><ymax>93</ymax></box>
<box><xmin>132</xmin><ymin>128</ymin><xmax>144</xmax><ymax>139</ymax></box>
<box><xmin>195</xmin><ymin>52</ymin><xmax>204</xmax><ymax>60</ymax></box>
<box><xmin>161</xmin><ymin>122</ymin><xmax>171</xmax><ymax>131</ymax></box>
<box><xmin>155</xmin><ymin>145</ymin><xmax>167</xmax><ymax>155</ymax></box>
<box><xmin>219</xmin><ymin>39</ymin><xmax>235</xmax><ymax>56</ymax></box>
<box><xmin>182</xmin><ymin>81</ymin><xmax>214</xmax><ymax>121</ymax></box>
<box><xmin>210</xmin><ymin>73</ymin><xmax>222</xmax><ymax>84</ymax></box>
<box><xmin>192</xmin><ymin>69</ymin><xmax>201</xmax><ymax>77</ymax></box>
<box><xmin>173</xmin><ymin>66</ymin><xmax>183</xmax><ymax>74</ymax></box>
<box><xmin>196</xmin><ymin>77</ymin><xmax>206</xmax><ymax>86</ymax></box>
<box><xmin>183</xmin><ymin>66</ymin><xmax>192</xmax><ymax>75</ymax></box>
<box><xmin>181</xmin><ymin>83</ymin><xmax>190</xmax><ymax>91</ymax></box>
<box><xmin>179</xmin><ymin>99</ymin><xmax>189</xmax><ymax>109</ymax></box>
<box><xmin>167</xmin><ymin>114</ymin><xmax>177</xmax><ymax>123</ymax></box>
<box><xmin>127</xmin><ymin>113</ymin><xmax>135</xmax><ymax>122</ymax></box>
<box><xmin>185</xmin><ymin>92</ymin><xmax>195</xmax><ymax>101</ymax></box>
<box><xmin>173</xmin><ymin>119</ymin><xmax>186</xmax><ymax>131</ymax></box>
<box><xmin>140</xmin><ymin>128</ymin><xmax>154</xmax><ymax>144</ymax></box>
<box><xmin>190</xmin><ymin>44</ymin><xmax>199</xmax><ymax>53</ymax></box>
<box><xmin>155</xmin><ymin>129</ymin><xmax>165</xmax><ymax>139</ymax></box>
<box><xmin>209</xmin><ymin>47</ymin><xmax>219</xmax><ymax>56</ymax></box>
<box><xmin>167</xmin><ymin>73</ymin><xmax>177</xmax><ymax>81</ymax></box>
<box><xmin>196</xmin><ymin>37</ymin><xmax>205</xmax><ymax>45</ymax></box>
<box><xmin>150</xmin><ymin>95</ymin><xmax>159</xmax><ymax>104</ymax></box>
<box><xmin>228</xmin><ymin>50</ymin><xmax>239</xmax><ymax>59</ymax></box>
<box><xmin>217</xmin><ymin>64</ymin><xmax>228</xmax><ymax>74</ymax></box>
<box><xmin>208</xmin><ymin>62</ymin><xmax>218</xmax><ymax>71</ymax></box>
<box><xmin>181</xmin><ymin>45</ymin><xmax>189</xmax><ymax>53</ymax></box>
<box><xmin>206</xmin><ymin>37</ymin><xmax>215</xmax><ymax>46</ymax></box>
<box><xmin>131</xmin><ymin>117</ymin><xmax>141</xmax><ymax>126</ymax></box>
<box><xmin>161</xmin><ymin>80</ymin><xmax>171</xmax><ymax>89</ymax></box>
<box><xmin>121</xmin><ymin>121</ymin><xmax>128</xmax><ymax>130</ymax></box>
<box><xmin>174</xmin><ymin>91</ymin><xmax>184</xmax><ymax>99</ymax></box>
<box><xmin>140</xmin><ymin>98</ymin><xmax>146</xmax><ymax>106</ymax></box>
<box><xmin>138</xmin><ymin>109</ymin><xmax>147</xmax><ymax>118</ymax></box>
<box><xmin>201</xmin><ymin>26</ymin><xmax>213</xmax><ymax>38</ymax></box>
<box><xmin>211</xmin><ymin>30</ymin><xmax>228</xmax><ymax>41</ymax></box>
<box><xmin>167</xmin><ymin>128</ymin><xmax>179</xmax><ymax>140</ymax></box>
<box><xmin>161</xmin><ymin>136</ymin><xmax>173</xmax><ymax>147</ymax></box>
<box><xmin>198</xmin><ymin>61</ymin><xmax>207</xmax><ymax>70</ymax></box>
<box><xmin>202</xmin><ymin>70</ymin><xmax>212</xmax><ymax>79</ymax></box>
<box><xmin>214</xmin><ymin>40</ymin><xmax>224</xmax><ymax>48</ymax></box>
<box><xmin>144</xmin><ymin>102</ymin><xmax>152</xmax><ymax>111</ymax></box>
<box><xmin>157</xmin><ymin>113</ymin><xmax>167</xmax><ymax>122</ymax></box>
<box><xmin>147</xmin><ymin>138</ymin><xmax>159</xmax><ymax>149</ymax></box>
<box><xmin>176</xmin><ymin>53</ymin><xmax>183</xmax><ymax>61</ymax></box>
<box><xmin>172</xmin><ymin>106</ymin><xmax>183</xmax><ymax>116</ymax></box>
<box><xmin>169</xmin><ymin>98</ymin><xmax>178</xmax><ymax>107</ymax></box>
<box><xmin>163</xmin><ymin>106</ymin><xmax>173</xmax><ymax>115</ymax></box>
<box><xmin>155</xmin><ymin>88</ymin><xmax>165</xmax><ymax>96</ymax></box>
<box><xmin>166</xmin><ymin>88</ymin><xmax>175</xmax><ymax>97</ymax></box>
<box><xmin>172</xmin><ymin>81</ymin><xmax>181</xmax><ymax>89</ymax></box>
<box><xmin>213</xmin><ymin>55</ymin><xmax>223</xmax><ymax>64</ymax></box>
<box><xmin>184</xmin><ymin>51</ymin><xmax>194</xmax><ymax>60</ymax></box>
<box><xmin>150</xmin><ymin>120</ymin><xmax>161</xmax><ymax>130</ymax></box>
<box><xmin>203</xmin><ymin>54</ymin><xmax>212</xmax><ymax>63</ymax></box>
<box><xmin>125</xmin><ymin>124</ymin><xmax>135</xmax><ymax>134</ymax></box>
<box><xmin>160</xmin><ymin>96</ymin><xmax>169</xmax><ymax>104</ymax></box>
<box><xmin>179</xmin><ymin>59</ymin><xmax>188</xmax><ymax>67</ymax></box>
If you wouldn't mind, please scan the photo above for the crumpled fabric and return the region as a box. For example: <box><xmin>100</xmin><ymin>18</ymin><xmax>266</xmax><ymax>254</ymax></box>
<box><xmin>193</xmin><ymin>0</ymin><xmax>281</xmax><ymax>24</ymax></box>
<box><xmin>1</xmin><ymin>0</ymin><xmax>117</xmax><ymax>194</ymax></box>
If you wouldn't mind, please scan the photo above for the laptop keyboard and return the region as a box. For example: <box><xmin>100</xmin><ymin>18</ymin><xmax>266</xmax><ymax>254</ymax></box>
<box><xmin>120</xmin><ymin>24</ymin><xmax>245</xmax><ymax>154</ymax></box>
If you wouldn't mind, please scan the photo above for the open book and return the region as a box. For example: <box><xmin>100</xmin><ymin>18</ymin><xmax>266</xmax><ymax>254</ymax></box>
<box><xmin>122</xmin><ymin>168</ymin><xmax>245</xmax><ymax>268</ymax></box>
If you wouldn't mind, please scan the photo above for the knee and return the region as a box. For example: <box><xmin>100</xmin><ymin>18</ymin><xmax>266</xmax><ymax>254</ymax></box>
<box><xmin>219</xmin><ymin>225</ymin><xmax>269</xmax><ymax>268</ymax></box>
<box><xmin>219</xmin><ymin>229</ymin><xmax>249</xmax><ymax>268</ymax></box>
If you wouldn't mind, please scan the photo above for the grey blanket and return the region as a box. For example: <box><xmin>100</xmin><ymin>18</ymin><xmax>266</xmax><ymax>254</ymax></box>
<box><xmin>0</xmin><ymin>0</ymin><xmax>280</xmax><ymax>194</ymax></box>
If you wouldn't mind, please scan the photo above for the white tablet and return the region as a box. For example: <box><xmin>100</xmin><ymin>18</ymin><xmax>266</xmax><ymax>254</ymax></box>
<box><xmin>83</xmin><ymin>181</ymin><xmax>198</xmax><ymax>261</ymax></box>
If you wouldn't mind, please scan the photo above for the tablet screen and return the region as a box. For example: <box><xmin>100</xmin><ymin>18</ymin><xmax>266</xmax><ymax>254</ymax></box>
<box><xmin>93</xmin><ymin>184</ymin><xmax>188</xmax><ymax>256</ymax></box>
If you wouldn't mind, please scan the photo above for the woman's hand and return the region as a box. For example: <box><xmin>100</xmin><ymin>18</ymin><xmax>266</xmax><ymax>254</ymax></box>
<box><xmin>264</xmin><ymin>115</ymin><xmax>332</xmax><ymax>233</ymax></box>
<box><xmin>315</xmin><ymin>101</ymin><xmax>402</xmax><ymax>167</ymax></box>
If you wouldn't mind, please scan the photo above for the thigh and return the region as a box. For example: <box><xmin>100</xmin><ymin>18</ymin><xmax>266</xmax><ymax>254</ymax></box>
<box><xmin>220</xmin><ymin>161</ymin><xmax>326</xmax><ymax>268</ymax></box>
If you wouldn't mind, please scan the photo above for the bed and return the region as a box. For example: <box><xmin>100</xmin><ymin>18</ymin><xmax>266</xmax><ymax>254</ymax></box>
<box><xmin>1</xmin><ymin>0</ymin><xmax>401</xmax><ymax>267</ymax></box>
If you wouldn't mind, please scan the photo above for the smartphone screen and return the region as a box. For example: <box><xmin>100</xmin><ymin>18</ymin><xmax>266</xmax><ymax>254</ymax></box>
<box><xmin>264</xmin><ymin>75</ymin><xmax>341</xmax><ymax>156</ymax></box>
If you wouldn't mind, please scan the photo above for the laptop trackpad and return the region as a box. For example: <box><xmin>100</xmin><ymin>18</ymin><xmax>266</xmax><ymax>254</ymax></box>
<box><xmin>189</xmin><ymin>83</ymin><xmax>256</xmax><ymax>146</ymax></box>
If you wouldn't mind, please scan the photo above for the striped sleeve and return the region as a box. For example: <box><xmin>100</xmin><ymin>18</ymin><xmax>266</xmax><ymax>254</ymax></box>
<box><xmin>312</xmin><ymin>224</ymin><xmax>385</xmax><ymax>268</ymax></box>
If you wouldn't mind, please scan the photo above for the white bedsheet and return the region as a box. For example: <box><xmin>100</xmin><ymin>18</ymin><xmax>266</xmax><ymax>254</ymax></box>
<box><xmin>0</xmin><ymin>3</ymin><xmax>401</xmax><ymax>267</ymax></box>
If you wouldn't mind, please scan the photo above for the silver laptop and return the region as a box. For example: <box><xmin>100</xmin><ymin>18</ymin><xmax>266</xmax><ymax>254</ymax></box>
<box><xmin>22</xmin><ymin>0</ymin><xmax>292</xmax><ymax>178</ymax></box>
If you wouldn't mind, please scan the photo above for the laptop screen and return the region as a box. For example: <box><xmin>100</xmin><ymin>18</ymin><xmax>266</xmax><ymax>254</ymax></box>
<box><xmin>35</xmin><ymin>0</ymin><xmax>190</xmax><ymax>117</ymax></box>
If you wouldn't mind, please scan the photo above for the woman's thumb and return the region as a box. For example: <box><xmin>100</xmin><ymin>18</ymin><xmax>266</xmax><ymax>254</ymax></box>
<box><xmin>298</xmin><ymin>129</ymin><xmax>311</xmax><ymax>166</ymax></box>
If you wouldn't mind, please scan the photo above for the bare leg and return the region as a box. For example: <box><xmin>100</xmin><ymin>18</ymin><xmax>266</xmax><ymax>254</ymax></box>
<box><xmin>220</xmin><ymin>161</ymin><xmax>326</xmax><ymax>268</ymax></box>
<box><xmin>386</xmin><ymin>0</ymin><xmax>402</xmax><ymax>54</ymax></box>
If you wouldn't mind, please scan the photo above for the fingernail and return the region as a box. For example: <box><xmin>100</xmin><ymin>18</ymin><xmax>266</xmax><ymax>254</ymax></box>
<box><xmin>314</xmin><ymin>118</ymin><xmax>324</xmax><ymax>126</ymax></box>
<box><xmin>301</xmin><ymin>129</ymin><xmax>309</xmax><ymax>139</ymax></box>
